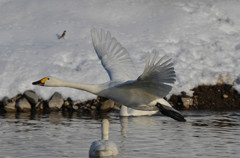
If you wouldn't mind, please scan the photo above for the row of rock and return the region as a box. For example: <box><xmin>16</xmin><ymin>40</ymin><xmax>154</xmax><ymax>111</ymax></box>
<box><xmin>1</xmin><ymin>83</ymin><xmax>239</xmax><ymax>113</ymax></box>
<box><xmin>169</xmin><ymin>84</ymin><xmax>240</xmax><ymax>110</ymax></box>
<box><xmin>0</xmin><ymin>90</ymin><xmax>118</xmax><ymax>114</ymax></box>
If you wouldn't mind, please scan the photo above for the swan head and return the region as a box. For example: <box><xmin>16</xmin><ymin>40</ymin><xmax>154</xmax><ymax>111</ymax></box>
<box><xmin>32</xmin><ymin>76</ymin><xmax>61</xmax><ymax>87</ymax></box>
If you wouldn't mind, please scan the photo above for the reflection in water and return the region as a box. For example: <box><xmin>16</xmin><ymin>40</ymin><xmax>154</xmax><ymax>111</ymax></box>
<box><xmin>120</xmin><ymin>116</ymin><xmax>158</xmax><ymax>138</ymax></box>
<box><xmin>89</xmin><ymin>119</ymin><xmax>118</xmax><ymax>158</ymax></box>
<box><xmin>0</xmin><ymin>111</ymin><xmax>240</xmax><ymax>157</ymax></box>
<box><xmin>191</xmin><ymin>121</ymin><xmax>209</xmax><ymax>127</ymax></box>
<box><xmin>189</xmin><ymin>113</ymin><xmax>240</xmax><ymax>128</ymax></box>
<box><xmin>212</xmin><ymin>117</ymin><xmax>240</xmax><ymax>127</ymax></box>
<box><xmin>119</xmin><ymin>115</ymin><xmax>162</xmax><ymax>158</ymax></box>
<box><xmin>119</xmin><ymin>112</ymin><xmax>240</xmax><ymax>157</ymax></box>
<box><xmin>120</xmin><ymin>117</ymin><xmax>128</xmax><ymax>137</ymax></box>
<box><xmin>0</xmin><ymin>111</ymin><xmax>110</xmax><ymax>124</ymax></box>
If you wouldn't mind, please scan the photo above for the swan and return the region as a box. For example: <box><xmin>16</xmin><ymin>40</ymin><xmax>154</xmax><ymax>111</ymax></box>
<box><xmin>89</xmin><ymin>119</ymin><xmax>118</xmax><ymax>158</ymax></box>
<box><xmin>32</xmin><ymin>28</ymin><xmax>186</xmax><ymax>122</ymax></box>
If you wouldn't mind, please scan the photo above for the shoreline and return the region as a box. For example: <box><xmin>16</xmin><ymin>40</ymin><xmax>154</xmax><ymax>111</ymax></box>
<box><xmin>1</xmin><ymin>83</ymin><xmax>240</xmax><ymax>114</ymax></box>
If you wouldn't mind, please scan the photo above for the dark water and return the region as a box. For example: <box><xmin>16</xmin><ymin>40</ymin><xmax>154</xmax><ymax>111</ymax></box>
<box><xmin>0</xmin><ymin>111</ymin><xmax>240</xmax><ymax>158</ymax></box>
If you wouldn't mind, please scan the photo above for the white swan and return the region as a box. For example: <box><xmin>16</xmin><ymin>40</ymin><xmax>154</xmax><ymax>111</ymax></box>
<box><xmin>32</xmin><ymin>28</ymin><xmax>186</xmax><ymax>122</ymax></box>
<box><xmin>89</xmin><ymin>119</ymin><xmax>118</xmax><ymax>158</ymax></box>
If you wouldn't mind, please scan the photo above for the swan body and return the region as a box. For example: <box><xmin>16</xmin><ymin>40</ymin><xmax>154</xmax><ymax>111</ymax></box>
<box><xmin>89</xmin><ymin>119</ymin><xmax>118</xmax><ymax>158</ymax></box>
<box><xmin>120</xmin><ymin>105</ymin><xmax>158</xmax><ymax>117</ymax></box>
<box><xmin>33</xmin><ymin>28</ymin><xmax>186</xmax><ymax>122</ymax></box>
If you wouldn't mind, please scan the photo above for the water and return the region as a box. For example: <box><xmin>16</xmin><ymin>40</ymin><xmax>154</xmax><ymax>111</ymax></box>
<box><xmin>0</xmin><ymin>111</ymin><xmax>240</xmax><ymax>158</ymax></box>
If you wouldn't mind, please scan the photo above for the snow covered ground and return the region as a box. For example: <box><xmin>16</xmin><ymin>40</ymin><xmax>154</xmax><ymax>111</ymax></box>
<box><xmin>1</xmin><ymin>0</ymin><xmax>240</xmax><ymax>101</ymax></box>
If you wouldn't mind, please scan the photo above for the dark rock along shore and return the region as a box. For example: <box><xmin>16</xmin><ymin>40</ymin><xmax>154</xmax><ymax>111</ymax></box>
<box><xmin>0</xmin><ymin>83</ymin><xmax>240</xmax><ymax>114</ymax></box>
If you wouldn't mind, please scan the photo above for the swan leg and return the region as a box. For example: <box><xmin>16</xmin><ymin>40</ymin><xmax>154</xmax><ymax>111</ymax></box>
<box><xmin>156</xmin><ymin>103</ymin><xmax>186</xmax><ymax>122</ymax></box>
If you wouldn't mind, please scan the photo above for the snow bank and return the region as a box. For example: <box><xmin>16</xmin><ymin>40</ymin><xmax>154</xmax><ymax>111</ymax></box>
<box><xmin>0</xmin><ymin>0</ymin><xmax>240</xmax><ymax>100</ymax></box>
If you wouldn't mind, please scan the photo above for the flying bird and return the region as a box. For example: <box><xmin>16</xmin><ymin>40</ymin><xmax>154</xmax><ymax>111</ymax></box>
<box><xmin>59</xmin><ymin>30</ymin><xmax>66</xmax><ymax>39</ymax></box>
<box><xmin>32</xmin><ymin>29</ymin><xmax>186</xmax><ymax>122</ymax></box>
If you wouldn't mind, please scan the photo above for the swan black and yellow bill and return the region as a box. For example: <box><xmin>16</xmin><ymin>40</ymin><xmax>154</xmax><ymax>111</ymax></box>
<box><xmin>32</xmin><ymin>78</ymin><xmax>48</xmax><ymax>86</ymax></box>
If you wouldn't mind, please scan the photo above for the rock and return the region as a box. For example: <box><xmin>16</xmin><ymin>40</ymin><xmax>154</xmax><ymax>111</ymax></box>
<box><xmin>81</xmin><ymin>106</ymin><xmax>88</xmax><ymax>110</ymax></box>
<box><xmin>4</xmin><ymin>102</ymin><xmax>17</xmax><ymax>112</ymax></box>
<box><xmin>192</xmin><ymin>84</ymin><xmax>240</xmax><ymax>110</ymax></box>
<box><xmin>0</xmin><ymin>101</ymin><xmax>2</xmax><ymax>110</ymax></box>
<box><xmin>181</xmin><ymin>97</ymin><xmax>193</xmax><ymax>109</ymax></box>
<box><xmin>64</xmin><ymin>98</ymin><xmax>73</xmax><ymax>107</ymax></box>
<box><xmin>100</xmin><ymin>100</ymin><xmax>114</xmax><ymax>112</ymax></box>
<box><xmin>62</xmin><ymin>98</ymin><xmax>74</xmax><ymax>112</ymax></box>
<box><xmin>11</xmin><ymin>94</ymin><xmax>22</xmax><ymax>102</ymax></box>
<box><xmin>23</xmin><ymin>90</ymin><xmax>38</xmax><ymax>105</ymax></box>
<box><xmin>86</xmin><ymin>103</ymin><xmax>91</xmax><ymax>108</ymax></box>
<box><xmin>168</xmin><ymin>95</ymin><xmax>184</xmax><ymax>110</ymax></box>
<box><xmin>48</xmin><ymin>92</ymin><xmax>64</xmax><ymax>110</ymax></box>
<box><xmin>64</xmin><ymin>100</ymin><xmax>71</xmax><ymax>106</ymax></box>
<box><xmin>16</xmin><ymin>98</ymin><xmax>32</xmax><ymax>112</ymax></box>
<box><xmin>35</xmin><ymin>101</ymin><xmax>42</xmax><ymax>111</ymax></box>
<box><xmin>72</xmin><ymin>104</ymin><xmax>79</xmax><ymax>110</ymax></box>
<box><xmin>72</xmin><ymin>101</ymin><xmax>80</xmax><ymax>110</ymax></box>
<box><xmin>91</xmin><ymin>106</ymin><xmax>96</xmax><ymax>110</ymax></box>
<box><xmin>35</xmin><ymin>100</ymin><xmax>47</xmax><ymax>111</ymax></box>
<box><xmin>2</xmin><ymin>96</ymin><xmax>9</xmax><ymax>106</ymax></box>
<box><xmin>223</xmin><ymin>94</ymin><xmax>228</xmax><ymax>99</ymax></box>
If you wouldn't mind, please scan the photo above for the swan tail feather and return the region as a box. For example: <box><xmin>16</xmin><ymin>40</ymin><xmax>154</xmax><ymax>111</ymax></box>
<box><xmin>156</xmin><ymin>103</ymin><xmax>186</xmax><ymax>122</ymax></box>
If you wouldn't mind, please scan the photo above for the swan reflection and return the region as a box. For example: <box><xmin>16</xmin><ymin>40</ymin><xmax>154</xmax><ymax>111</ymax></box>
<box><xmin>120</xmin><ymin>116</ymin><xmax>158</xmax><ymax>137</ymax></box>
<box><xmin>89</xmin><ymin>119</ymin><xmax>118</xmax><ymax>158</ymax></box>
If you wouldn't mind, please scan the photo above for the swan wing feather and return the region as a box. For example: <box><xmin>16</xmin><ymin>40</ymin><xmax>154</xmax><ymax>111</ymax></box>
<box><xmin>119</xmin><ymin>52</ymin><xmax>176</xmax><ymax>98</ymax></box>
<box><xmin>91</xmin><ymin>29</ymin><xmax>137</xmax><ymax>81</ymax></box>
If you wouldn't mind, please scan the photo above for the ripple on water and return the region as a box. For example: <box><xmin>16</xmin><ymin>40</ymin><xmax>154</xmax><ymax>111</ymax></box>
<box><xmin>0</xmin><ymin>111</ymin><xmax>240</xmax><ymax>158</ymax></box>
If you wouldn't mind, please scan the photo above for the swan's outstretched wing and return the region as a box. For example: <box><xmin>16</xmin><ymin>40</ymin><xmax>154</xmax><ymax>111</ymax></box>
<box><xmin>91</xmin><ymin>29</ymin><xmax>137</xmax><ymax>81</ymax></box>
<box><xmin>119</xmin><ymin>52</ymin><xmax>176</xmax><ymax>98</ymax></box>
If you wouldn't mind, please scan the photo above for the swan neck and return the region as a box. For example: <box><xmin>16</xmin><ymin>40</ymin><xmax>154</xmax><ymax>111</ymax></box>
<box><xmin>101</xmin><ymin>119</ymin><xmax>109</xmax><ymax>140</ymax></box>
<box><xmin>61</xmin><ymin>81</ymin><xmax>101</xmax><ymax>94</ymax></box>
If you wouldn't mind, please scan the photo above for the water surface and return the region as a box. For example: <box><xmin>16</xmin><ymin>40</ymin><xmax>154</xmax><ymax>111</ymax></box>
<box><xmin>0</xmin><ymin>111</ymin><xmax>240</xmax><ymax>158</ymax></box>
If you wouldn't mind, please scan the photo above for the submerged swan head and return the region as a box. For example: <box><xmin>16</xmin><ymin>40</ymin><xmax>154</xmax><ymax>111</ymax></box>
<box><xmin>32</xmin><ymin>76</ymin><xmax>62</xmax><ymax>87</ymax></box>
